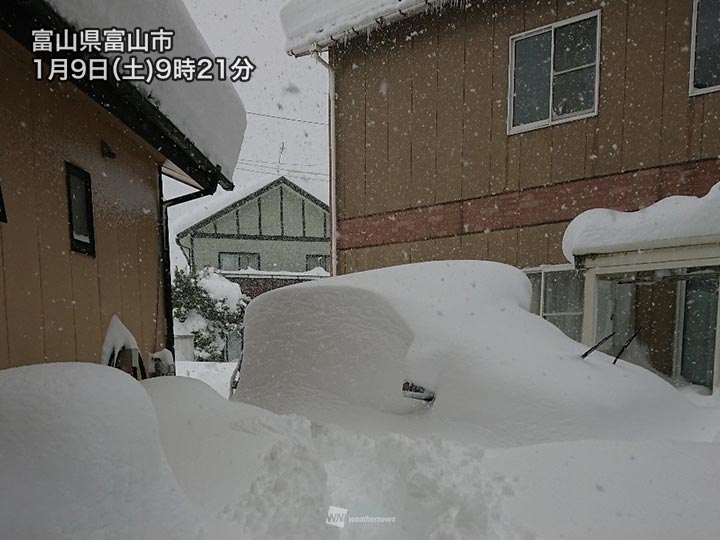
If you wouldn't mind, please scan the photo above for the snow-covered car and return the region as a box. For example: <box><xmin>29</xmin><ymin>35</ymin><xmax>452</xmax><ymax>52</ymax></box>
<box><xmin>234</xmin><ymin>260</ymin><xmax>719</xmax><ymax>446</ymax></box>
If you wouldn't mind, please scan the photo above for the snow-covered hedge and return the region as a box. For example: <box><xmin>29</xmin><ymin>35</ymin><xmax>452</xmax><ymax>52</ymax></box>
<box><xmin>173</xmin><ymin>267</ymin><xmax>248</xmax><ymax>362</ymax></box>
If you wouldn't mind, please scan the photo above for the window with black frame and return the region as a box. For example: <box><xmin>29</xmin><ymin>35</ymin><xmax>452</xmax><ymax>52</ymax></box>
<box><xmin>0</xmin><ymin>181</ymin><xmax>6</xmax><ymax>223</ymax></box>
<box><xmin>66</xmin><ymin>163</ymin><xmax>95</xmax><ymax>256</ymax></box>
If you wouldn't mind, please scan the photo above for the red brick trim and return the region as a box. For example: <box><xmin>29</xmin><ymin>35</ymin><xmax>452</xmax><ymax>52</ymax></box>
<box><xmin>337</xmin><ymin>159</ymin><xmax>720</xmax><ymax>250</ymax></box>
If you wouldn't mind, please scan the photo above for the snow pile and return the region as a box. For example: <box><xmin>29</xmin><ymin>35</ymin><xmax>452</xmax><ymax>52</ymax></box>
<box><xmin>100</xmin><ymin>314</ymin><xmax>138</xmax><ymax>365</ymax></box>
<box><xmin>0</xmin><ymin>363</ymin><xmax>205</xmax><ymax>540</ymax></box>
<box><xmin>563</xmin><ymin>181</ymin><xmax>720</xmax><ymax>261</ymax></box>
<box><xmin>144</xmin><ymin>376</ymin><xmax>720</xmax><ymax>540</ymax></box>
<box><xmin>175</xmin><ymin>360</ymin><xmax>236</xmax><ymax>397</ymax></box>
<box><xmin>47</xmin><ymin>0</ymin><xmax>246</xmax><ymax>178</ymax></box>
<box><xmin>236</xmin><ymin>261</ymin><xmax>719</xmax><ymax>446</ymax></box>
<box><xmin>281</xmin><ymin>0</ymin><xmax>455</xmax><ymax>54</ymax></box>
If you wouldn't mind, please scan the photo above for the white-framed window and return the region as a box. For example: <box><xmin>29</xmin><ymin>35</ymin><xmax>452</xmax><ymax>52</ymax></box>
<box><xmin>508</xmin><ymin>10</ymin><xmax>601</xmax><ymax>134</ymax></box>
<box><xmin>525</xmin><ymin>264</ymin><xmax>585</xmax><ymax>341</ymax></box>
<box><xmin>690</xmin><ymin>0</ymin><xmax>720</xmax><ymax>96</ymax></box>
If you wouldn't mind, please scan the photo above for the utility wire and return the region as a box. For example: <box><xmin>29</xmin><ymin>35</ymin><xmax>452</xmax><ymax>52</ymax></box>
<box><xmin>246</xmin><ymin>110</ymin><xmax>327</xmax><ymax>126</ymax></box>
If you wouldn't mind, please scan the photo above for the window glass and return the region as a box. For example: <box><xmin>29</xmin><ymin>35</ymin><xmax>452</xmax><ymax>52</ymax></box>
<box><xmin>553</xmin><ymin>17</ymin><xmax>597</xmax><ymax>72</ymax></box>
<box><xmin>693</xmin><ymin>0</ymin><xmax>720</xmax><ymax>90</ymax></box>
<box><xmin>552</xmin><ymin>66</ymin><xmax>595</xmax><ymax>117</ymax></box>
<box><xmin>238</xmin><ymin>253</ymin><xmax>260</xmax><ymax>270</ymax></box>
<box><xmin>527</xmin><ymin>272</ymin><xmax>542</xmax><ymax>315</ymax></box>
<box><xmin>510</xmin><ymin>12</ymin><xmax>599</xmax><ymax>131</ymax></box>
<box><xmin>0</xmin><ymin>181</ymin><xmax>6</xmax><ymax>223</ymax></box>
<box><xmin>306</xmin><ymin>254</ymin><xmax>330</xmax><ymax>272</ymax></box>
<box><xmin>66</xmin><ymin>164</ymin><xmax>94</xmax><ymax>255</ymax></box>
<box><xmin>544</xmin><ymin>269</ymin><xmax>584</xmax><ymax>314</ymax></box>
<box><xmin>219</xmin><ymin>253</ymin><xmax>239</xmax><ymax>271</ymax></box>
<box><xmin>512</xmin><ymin>31</ymin><xmax>552</xmax><ymax>127</ymax></box>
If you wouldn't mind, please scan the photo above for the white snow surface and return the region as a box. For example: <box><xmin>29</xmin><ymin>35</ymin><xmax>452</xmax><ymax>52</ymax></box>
<box><xmin>3</xmin><ymin>360</ymin><xmax>720</xmax><ymax>539</ymax></box>
<box><xmin>145</xmin><ymin>376</ymin><xmax>720</xmax><ymax>540</ymax></box>
<box><xmin>236</xmin><ymin>260</ymin><xmax>720</xmax><ymax>446</ymax></box>
<box><xmin>0</xmin><ymin>363</ymin><xmax>206</xmax><ymax>540</ymax></box>
<box><xmin>281</xmin><ymin>0</ymin><xmax>454</xmax><ymax>54</ymax></box>
<box><xmin>46</xmin><ymin>0</ymin><xmax>246</xmax><ymax>179</ymax></box>
<box><xmin>176</xmin><ymin>360</ymin><xmax>235</xmax><ymax>397</ymax></box>
<box><xmin>563</xmin><ymin>180</ymin><xmax>720</xmax><ymax>261</ymax></box>
<box><xmin>100</xmin><ymin>314</ymin><xmax>138</xmax><ymax>365</ymax></box>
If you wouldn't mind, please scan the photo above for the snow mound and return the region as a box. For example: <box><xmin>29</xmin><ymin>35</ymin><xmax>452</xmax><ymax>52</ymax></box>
<box><xmin>101</xmin><ymin>314</ymin><xmax>138</xmax><ymax>364</ymax></box>
<box><xmin>563</xmin><ymin>181</ymin><xmax>720</xmax><ymax>261</ymax></box>
<box><xmin>175</xmin><ymin>361</ymin><xmax>235</xmax><ymax>397</ymax></box>
<box><xmin>47</xmin><ymin>0</ymin><xmax>246</xmax><ymax>179</ymax></box>
<box><xmin>0</xmin><ymin>363</ymin><xmax>205</xmax><ymax>540</ymax></box>
<box><xmin>281</xmin><ymin>0</ymin><xmax>454</xmax><ymax>54</ymax></box>
<box><xmin>145</xmin><ymin>376</ymin><xmax>720</xmax><ymax>540</ymax></box>
<box><xmin>236</xmin><ymin>261</ymin><xmax>718</xmax><ymax>446</ymax></box>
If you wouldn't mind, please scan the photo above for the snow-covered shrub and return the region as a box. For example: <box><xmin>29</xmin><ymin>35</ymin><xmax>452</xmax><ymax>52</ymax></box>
<box><xmin>173</xmin><ymin>267</ymin><xmax>248</xmax><ymax>362</ymax></box>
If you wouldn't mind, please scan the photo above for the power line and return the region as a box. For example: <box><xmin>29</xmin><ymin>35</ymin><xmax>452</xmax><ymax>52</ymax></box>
<box><xmin>236</xmin><ymin>160</ymin><xmax>329</xmax><ymax>178</ymax></box>
<box><xmin>246</xmin><ymin>110</ymin><xmax>328</xmax><ymax>126</ymax></box>
<box><xmin>238</xmin><ymin>157</ymin><xmax>324</xmax><ymax>168</ymax></box>
<box><xmin>234</xmin><ymin>166</ymin><xmax>328</xmax><ymax>184</ymax></box>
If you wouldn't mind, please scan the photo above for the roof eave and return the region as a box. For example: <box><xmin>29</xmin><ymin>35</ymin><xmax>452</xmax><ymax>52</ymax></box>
<box><xmin>1</xmin><ymin>0</ymin><xmax>234</xmax><ymax>192</ymax></box>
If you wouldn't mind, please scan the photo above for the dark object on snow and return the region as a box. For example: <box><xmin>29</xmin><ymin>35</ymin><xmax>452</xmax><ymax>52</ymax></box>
<box><xmin>613</xmin><ymin>327</ymin><xmax>642</xmax><ymax>365</ymax></box>
<box><xmin>402</xmin><ymin>381</ymin><xmax>435</xmax><ymax>403</ymax></box>
<box><xmin>581</xmin><ymin>332</ymin><xmax>616</xmax><ymax>359</ymax></box>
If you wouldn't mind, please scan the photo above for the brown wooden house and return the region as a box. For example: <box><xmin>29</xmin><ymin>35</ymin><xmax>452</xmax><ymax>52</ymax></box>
<box><xmin>284</xmin><ymin>0</ymin><xmax>720</xmax><ymax>389</ymax></box>
<box><xmin>0</xmin><ymin>0</ymin><xmax>245</xmax><ymax>370</ymax></box>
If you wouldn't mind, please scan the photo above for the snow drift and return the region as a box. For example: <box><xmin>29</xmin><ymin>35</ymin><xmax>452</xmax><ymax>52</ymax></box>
<box><xmin>236</xmin><ymin>260</ymin><xmax>718</xmax><ymax>446</ymax></box>
<box><xmin>563</xmin><ymin>180</ymin><xmax>720</xmax><ymax>261</ymax></box>
<box><xmin>0</xmin><ymin>363</ymin><xmax>205</xmax><ymax>540</ymax></box>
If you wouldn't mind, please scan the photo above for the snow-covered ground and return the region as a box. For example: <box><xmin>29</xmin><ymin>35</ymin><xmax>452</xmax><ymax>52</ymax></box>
<box><xmin>4</xmin><ymin>261</ymin><xmax>720</xmax><ymax>539</ymax></box>
<box><xmin>176</xmin><ymin>360</ymin><xmax>235</xmax><ymax>397</ymax></box>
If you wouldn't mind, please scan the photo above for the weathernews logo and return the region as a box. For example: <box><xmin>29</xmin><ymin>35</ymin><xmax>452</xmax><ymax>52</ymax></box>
<box><xmin>325</xmin><ymin>505</ymin><xmax>397</xmax><ymax>528</ymax></box>
<box><xmin>325</xmin><ymin>506</ymin><xmax>348</xmax><ymax>528</ymax></box>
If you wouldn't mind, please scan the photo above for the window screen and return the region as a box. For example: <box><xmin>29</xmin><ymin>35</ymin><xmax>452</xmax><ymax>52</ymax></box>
<box><xmin>66</xmin><ymin>163</ymin><xmax>95</xmax><ymax>256</ymax></box>
<box><xmin>692</xmin><ymin>0</ymin><xmax>720</xmax><ymax>92</ymax></box>
<box><xmin>510</xmin><ymin>12</ymin><xmax>599</xmax><ymax>132</ymax></box>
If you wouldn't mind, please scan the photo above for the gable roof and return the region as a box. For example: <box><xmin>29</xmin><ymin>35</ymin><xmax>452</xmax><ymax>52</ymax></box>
<box><xmin>177</xmin><ymin>176</ymin><xmax>329</xmax><ymax>238</ymax></box>
<box><xmin>2</xmin><ymin>0</ymin><xmax>246</xmax><ymax>191</ymax></box>
<box><xmin>281</xmin><ymin>0</ymin><xmax>457</xmax><ymax>56</ymax></box>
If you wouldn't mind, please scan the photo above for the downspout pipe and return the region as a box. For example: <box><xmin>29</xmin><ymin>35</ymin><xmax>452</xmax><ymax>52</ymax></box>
<box><xmin>159</xmin><ymin>175</ymin><xmax>218</xmax><ymax>354</ymax></box>
<box><xmin>313</xmin><ymin>51</ymin><xmax>337</xmax><ymax>276</ymax></box>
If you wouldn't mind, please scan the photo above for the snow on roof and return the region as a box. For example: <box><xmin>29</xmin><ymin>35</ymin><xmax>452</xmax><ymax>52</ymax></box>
<box><xmin>281</xmin><ymin>0</ymin><xmax>455</xmax><ymax>55</ymax></box>
<box><xmin>46</xmin><ymin>0</ymin><xmax>246</xmax><ymax>181</ymax></box>
<box><xmin>563</xmin><ymin>181</ymin><xmax>720</xmax><ymax>262</ymax></box>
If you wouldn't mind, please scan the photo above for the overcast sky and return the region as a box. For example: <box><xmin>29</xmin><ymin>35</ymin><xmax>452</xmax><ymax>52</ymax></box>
<box><xmin>165</xmin><ymin>0</ymin><xmax>329</xmax><ymax>266</ymax></box>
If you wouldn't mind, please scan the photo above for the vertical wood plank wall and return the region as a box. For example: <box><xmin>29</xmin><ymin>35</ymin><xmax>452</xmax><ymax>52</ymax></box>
<box><xmin>334</xmin><ymin>0</ymin><xmax>720</xmax><ymax>273</ymax></box>
<box><xmin>0</xmin><ymin>32</ymin><xmax>166</xmax><ymax>369</ymax></box>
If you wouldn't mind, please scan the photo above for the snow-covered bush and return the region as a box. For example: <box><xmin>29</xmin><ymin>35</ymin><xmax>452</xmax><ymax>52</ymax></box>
<box><xmin>173</xmin><ymin>267</ymin><xmax>248</xmax><ymax>362</ymax></box>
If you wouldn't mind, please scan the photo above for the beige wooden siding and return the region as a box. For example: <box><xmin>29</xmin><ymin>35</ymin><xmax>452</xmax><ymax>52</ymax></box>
<box><xmin>333</xmin><ymin>0</ymin><xmax>720</xmax><ymax>213</ymax></box>
<box><xmin>0</xmin><ymin>31</ymin><xmax>166</xmax><ymax>368</ymax></box>
<box><xmin>333</xmin><ymin>0</ymin><xmax>720</xmax><ymax>272</ymax></box>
